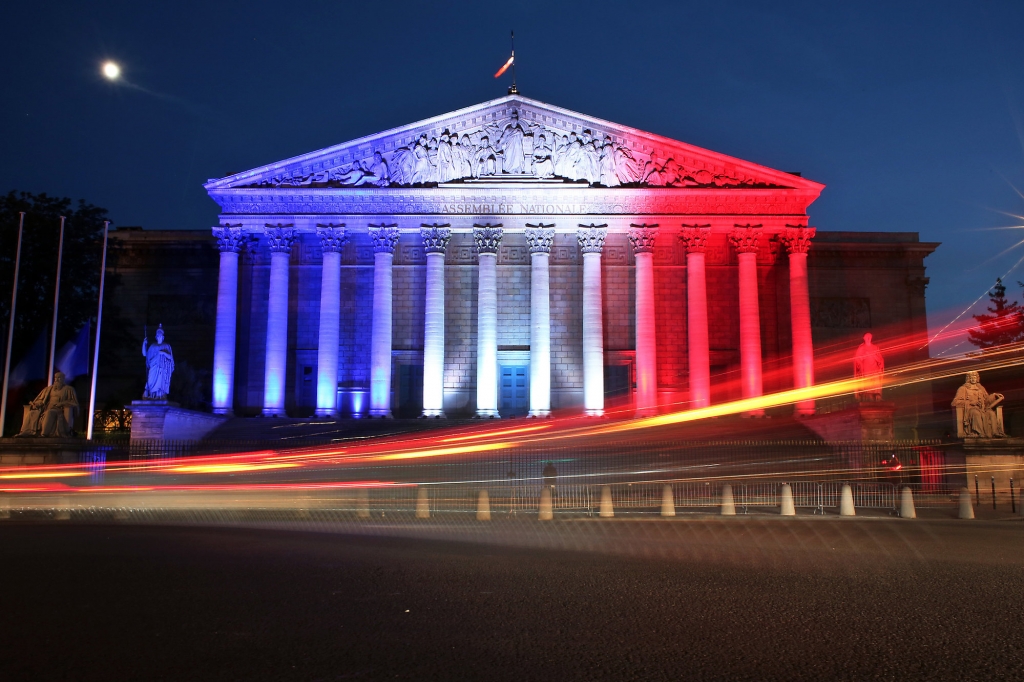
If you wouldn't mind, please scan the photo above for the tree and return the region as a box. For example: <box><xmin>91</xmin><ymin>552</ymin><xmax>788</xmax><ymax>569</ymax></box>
<box><xmin>967</xmin><ymin>278</ymin><xmax>1024</xmax><ymax>349</ymax></box>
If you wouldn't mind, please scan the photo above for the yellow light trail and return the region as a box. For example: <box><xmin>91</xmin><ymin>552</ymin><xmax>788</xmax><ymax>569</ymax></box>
<box><xmin>368</xmin><ymin>442</ymin><xmax>513</xmax><ymax>462</ymax></box>
<box><xmin>0</xmin><ymin>471</ymin><xmax>91</xmax><ymax>480</ymax></box>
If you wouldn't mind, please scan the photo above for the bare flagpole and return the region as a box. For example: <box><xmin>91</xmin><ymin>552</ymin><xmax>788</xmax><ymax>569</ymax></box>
<box><xmin>47</xmin><ymin>216</ymin><xmax>66</xmax><ymax>385</ymax></box>
<box><xmin>86</xmin><ymin>220</ymin><xmax>110</xmax><ymax>441</ymax></box>
<box><xmin>0</xmin><ymin>212</ymin><xmax>26</xmax><ymax>437</ymax></box>
<box><xmin>509</xmin><ymin>30</ymin><xmax>518</xmax><ymax>94</ymax></box>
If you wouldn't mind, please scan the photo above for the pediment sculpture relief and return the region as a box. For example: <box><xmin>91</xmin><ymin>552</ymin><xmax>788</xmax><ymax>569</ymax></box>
<box><xmin>250</xmin><ymin>108</ymin><xmax>782</xmax><ymax>190</ymax></box>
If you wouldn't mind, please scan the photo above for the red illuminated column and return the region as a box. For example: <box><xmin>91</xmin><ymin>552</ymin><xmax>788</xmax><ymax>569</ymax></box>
<box><xmin>628</xmin><ymin>225</ymin><xmax>658</xmax><ymax>417</ymax></box>
<box><xmin>578</xmin><ymin>225</ymin><xmax>607</xmax><ymax>417</ymax></box>
<box><xmin>262</xmin><ymin>225</ymin><xmax>296</xmax><ymax>417</ymax></box>
<box><xmin>729</xmin><ymin>225</ymin><xmax>764</xmax><ymax>416</ymax></box>
<box><xmin>680</xmin><ymin>226</ymin><xmax>711</xmax><ymax>409</ymax></box>
<box><xmin>781</xmin><ymin>227</ymin><xmax>816</xmax><ymax>416</ymax></box>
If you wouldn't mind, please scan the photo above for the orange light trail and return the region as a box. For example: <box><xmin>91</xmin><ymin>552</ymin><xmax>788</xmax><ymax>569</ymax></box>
<box><xmin>494</xmin><ymin>55</ymin><xmax>514</xmax><ymax>78</ymax></box>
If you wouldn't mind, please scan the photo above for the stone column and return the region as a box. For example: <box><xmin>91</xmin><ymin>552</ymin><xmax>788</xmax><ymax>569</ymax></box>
<box><xmin>780</xmin><ymin>227</ymin><xmax>816</xmax><ymax>416</ymax></box>
<box><xmin>628</xmin><ymin>225</ymin><xmax>659</xmax><ymax>417</ymax></box>
<box><xmin>315</xmin><ymin>225</ymin><xmax>347</xmax><ymax>417</ymax></box>
<box><xmin>261</xmin><ymin>225</ymin><xmax>295</xmax><ymax>416</ymax></box>
<box><xmin>211</xmin><ymin>226</ymin><xmax>245</xmax><ymax>415</ymax></box>
<box><xmin>578</xmin><ymin>225</ymin><xmax>607</xmax><ymax>417</ymax></box>
<box><xmin>421</xmin><ymin>224</ymin><xmax>451</xmax><ymax>418</ymax></box>
<box><xmin>525</xmin><ymin>225</ymin><xmax>555</xmax><ymax>417</ymax></box>
<box><xmin>729</xmin><ymin>225</ymin><xmax>764</xmax><ymax>416</ymax></box>
<box><xmin>474</xmin><ymin>224</ymin><xmax>503</xmax><ymax>418</ymax></box>
<box><xmin>369</xmin><ymin>225</ymin><xmax>400</xmax><ymax>418</ymax></box>
<box><xmin>680</xmin><ymin>226</ymin><xmax>711</xmax><ymax>409</ymax></box>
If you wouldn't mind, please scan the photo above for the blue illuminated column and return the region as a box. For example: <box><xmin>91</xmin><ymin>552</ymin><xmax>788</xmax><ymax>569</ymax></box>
<box><xmin>525</xmin><ymin>226</ymin><xmax>554</xmax><ymax>417</ymax></box>
<box><xmin>315</xmin><ymin>225</ymin><xmax>347</xmax><ymax>417</ymax></box>
<box><xmin>261</xmin><ymin>226</ymin><xmax>295</xmax><ymax>416</ymax></box>
<box><xmin>578</xmin><ymin>225</ymin><xmax>607</xmax><ymax>417</ymax></box>
<box><xmin>369</xmin><ymin>225</ymin><xmax>400</xmax><ymax>418</ymax></box>
<box><xmin>473</xmin><ymin>225</ymin><xmax>502</xmax><ymax>418</ymax></box>
<box><xmin>628</xmin><ymin>225</ymin><xmax>659</xmax><ymax>417</ymax></box>
<box><xmin>211</xmin><ymin>226</ymin><xmax>246</xmax><ymax>415</ymax></box>
<box><xmin>421</xmin><ymin>224</ymin><xmax>451</xmax><ymax>418</ymax></box>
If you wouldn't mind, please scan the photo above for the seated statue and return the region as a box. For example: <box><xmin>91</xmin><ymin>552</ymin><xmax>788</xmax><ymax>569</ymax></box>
<box><xmin>951</xmin><ymin>371</ymin><xmax>1006</xmax><ymax>438</ymax></box>
<box><xmin>16</xmin><ymin>371</ymin><xmax>79</xmax><ymax>438</ymax></box>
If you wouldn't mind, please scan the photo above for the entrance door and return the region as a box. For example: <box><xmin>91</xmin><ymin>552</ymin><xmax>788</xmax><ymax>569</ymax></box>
<box><xmin>499</xmin><ymin>365</ymin><xmax>529</xmax><ymax>417</ymax></box>
<box><xmin>397</xmin><ymin>364</ymin><xmax>424</xmax><ymax>418</ymax></box>
<box><xmin>604</xmin><ymin>364</ymin><xmax>632</xmax><ymax>409</ymax></box>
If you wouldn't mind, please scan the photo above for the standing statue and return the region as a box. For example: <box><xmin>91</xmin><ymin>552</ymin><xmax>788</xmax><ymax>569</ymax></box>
<box><xmin>952</xmin><ymin>371</ymin><xmax>1006</xmax><ymax>438</ymax></box>
<box><xmin>16</xmin><ymin>371</ymin><xmax>79</xmax><ymax>437</ymax></box>
<box><xmin>475</xmin><ymin>136</ymin><xmax>499</xmax><ymax>177</ymax></box>
<box><xmin>436</xmin><ymin>132</ymin><xmax>457</xmax><ymax>182</ymax></box>
<box><xmin>142</xmin><ymin>324</ymin><xmax>175</xmax><ymax>400</ymax></box>
<box><xmin>533</xmin><ymin>133</ymin><xmax>554</xmax><ymax>178</ymax></box>
<box><xmin>497</xmin><ymin>110</ymin><xmax>527</xmax><ymax>174</ymax></box>
<box><xmin>853</xmin><ymin>332</ymin><xmax>885</xmax><ymax>401</ymax></box>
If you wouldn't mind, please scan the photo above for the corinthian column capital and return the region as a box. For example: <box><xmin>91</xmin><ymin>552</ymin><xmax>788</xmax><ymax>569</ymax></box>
<box><xmin>525</xmin><ymin>224</ymin><xmax>555</xmax><ymax>254</ymax></box>
<box><xmin>728</xmin><ymin>224</ymin><xmax>763</xmax><ymax>254</ymax></box>
<box><xmin>679</xmin><ymin>224</ymin><xmax>711</xmax><ymax>253</ymax></box>
<box><xmin>316</xmin><ymin>224</ymin><xmax>348</xmax><ymax>253</ymax></box>
<box><xmin>627</xmin><ymin>224</ymin><xmax>659</xmax><ymax>254</ymax></box>
<box><xmin>213</xmin><ymin>225</ymin><xmax>245</xmax><ymax>253</ymax></box>
<box><xmin>420</xmin><ymin>223</ymin><xmax>452</xmax><ymax>254</ymax></box>
<box><xmin>473</xmin><ymin>224</ymin><xmax>503</xmax><ymax>255</ymax></box>
<box><xmin>368</xmin><ymin>224</ymin><xmax>400</xmax><ymax>254</ymax></box>
<box><xmin>263</xmin><ymin>224</ymin><xmax>296</xmax><ymax>254</ymax></box>
<box><xmin>577</xmin><ymin>224</ymin><xmax>608</xmax><ymax>254</ymax></box>
<box><xmin>779</xmin><ymin>225</ymin><xmax>816</xmax><ymax>254</ymax></box>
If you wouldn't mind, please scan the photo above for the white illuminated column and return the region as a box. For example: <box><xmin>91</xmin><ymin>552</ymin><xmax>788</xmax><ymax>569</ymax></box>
<box><xmin>261</xmin><ymin>225</ymin><xmax>295</xmax><ymax>416</ymax></box>
<box><xmin>525</xmin><ymin>226</ymin><xmax>554</xmax><ymax>417</ymax></box>
<box><xmin>578</xmin><ymin>225</ymin><xmax>607</xmax><ymax>417</ymax></box>
<box><xmin>628</xmin><ymin>225</ymin><xmax>659</xmax><ymax>417</ymax></box>
<box><xmin>680</xmin><ymin>226</ymin><xmax>711</xmax><ymax>409</ymax></box>
<box><xmin>781</xmin><ymin>226</ymin><xmax>816</xmax><ymax>416</ymax></box>
<box><xmin>474</xmin><ymin>225</ymin><xmax>502</xmax><ymax>418</ymax></box>
<box><xmin>315</xmin><ymin>225</ymin><xmax>347</xmax><ymax>417</ymax></box>
<box><xmin>421</xmin><ymin>225</ymin><xmax>451</xmax><ymax>418</ymax></box>
<box><xmin>369</xmin><ymin>225</ymin><xmax>400</xmax><ymax>418</ymax></box>
<box><xmin>211</xmin><ymin>227</ymin><xmax>245</xmax><ymax>415</ymax></box>
<box><xmin>729</xmin><ymin>226</ymin><xmax>764</xmax><ymax>416</ymax></box>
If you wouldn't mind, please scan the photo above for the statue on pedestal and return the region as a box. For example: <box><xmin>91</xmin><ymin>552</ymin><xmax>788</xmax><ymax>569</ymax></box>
<box><xmin>142</xmin><ymin>324</ymin><xmax>174</xmax><ymax>400</ymax></box>
<box><xmin>853</xmin><ymin>332</ymin><xmax>884</xmax><ymax>401</ymax></box>
<box><xmin>952</xmin><ymin>371</ymin><xmax>1006</xmax><ymax>438</ymax></box>
<box><xmin>16</xmin><ymin>370</ymin><xmax>79</xmax><ymax>437</ymax></box>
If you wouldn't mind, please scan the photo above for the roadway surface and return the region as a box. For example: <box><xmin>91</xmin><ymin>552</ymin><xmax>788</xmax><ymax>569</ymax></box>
<box><xmin>1</xmin><ymin>517</ymin><xmax>1022</xmax><ymax>681</ymax></box>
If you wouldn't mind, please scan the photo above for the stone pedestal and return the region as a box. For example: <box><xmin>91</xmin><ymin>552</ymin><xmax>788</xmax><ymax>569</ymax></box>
<box><xmin>802</xmin><ymin>401</ymin><xmax>896</xmax><ymax>443</ymax></box>
<box><xmin>959</xmin><ymin>438</ymin><xmax>1024</xmax><ymax>502</ymax></box>
<box><xmin>0</xmin><ymin>438</ymin><xmax>94</xmax><ymax>466</ymax></box>
<box><xmin>128</xmin><ymin>401</ymin><xmax>227</xmax><ymax>441</ymax></box>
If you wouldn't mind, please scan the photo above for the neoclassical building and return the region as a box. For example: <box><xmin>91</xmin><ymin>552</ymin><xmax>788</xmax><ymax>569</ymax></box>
<box><xmin>199</xmin><ymin>94</ymin><xmax>935</xmax><ymax>419</ymax></box>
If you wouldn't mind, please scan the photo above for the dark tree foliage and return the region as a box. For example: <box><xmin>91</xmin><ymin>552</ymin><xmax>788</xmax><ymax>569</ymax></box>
<box><xmin>0</xmin><ymin>191</ymin><xmax>133</xmax><ymax>375</ymax></box>
<box><xmin>967</xmin><ymin>278</ymin><xmax>1024</xmax><ymax>349</ymax></box>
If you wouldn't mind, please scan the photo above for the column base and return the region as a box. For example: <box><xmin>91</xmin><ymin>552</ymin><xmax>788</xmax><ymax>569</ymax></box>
<box><xmin>583</xmin><ymin>409</ymin><xmax>605</xmax><ymax>417</ymax></box>
<box><xmin>420</xmin><ymin>410</ymin><xmax>446</xmax><ymax>419</ymax></box>
<box><xmin>742</xmin><ymin>410</ymin><xmax>767</xmax><ymax>418</ymax></box>
<box><xmin>369</xmin><ymin>410</ymin><xmax>392</xmax><ymax>419</ymax></box>
<box><xmin>528</xmin><ymin>410</ymin><xmax>551</xmax><ymax>418</ymax></box>
<box><xmin>212</xmin><ymin>407</ymin><xmax>233</xmax><ymax>417</ymax></box>
<box><xmin>634</xmin><ymin>408</ymin><xmax>657</xmax><ymax>419</ymax></box>
<box><xmin>475</xmin><ymin>410</ymin><xmax>500</xmax><ymax>419</ymax></box>
<box><xmin>260</xmin><ymin>409</ymin><xmax>285</xmax><ymax>417</ymax></box>
<box><xmin>314</xmin><ymin>409</ymin><xmax>338</xmax><ymax>418</ymax></box>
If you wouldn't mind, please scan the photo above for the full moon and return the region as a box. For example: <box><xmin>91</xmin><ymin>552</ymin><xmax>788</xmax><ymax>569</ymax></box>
<box><xmin>102</xmin><ymin>61</ymin><xmax>120</xmax><ymax>80</ymax></box>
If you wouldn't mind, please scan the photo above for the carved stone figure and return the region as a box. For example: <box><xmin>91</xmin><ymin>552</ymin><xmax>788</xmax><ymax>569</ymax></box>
<box><xmin>475</xmin><ymin>136</ymin><xmax>499</xmax><ymax>177</ymax></box>
<box><xmin>142</xmin><ymin>324</ymin><xmax>175</xmax><ymax>400</ymax></box>
<box><xmin>598</xmin><ymin>136</ymin><xmax>619</xmax><ymax>187</ymax></box>
<box><xmin>366</xmin><ymin>152</ymin><xmax>390</xmax><ymax>186</ymax></box>
<box><xmin>578</xmin><ymin>130</ymin><xmax>600</xmax><ymax>183</ymax></box>
<box><xmin>497</xmin><ymin>110</ymin><xmax>528</xmax><ymax>174</ymax></box>
<box><xmin>853</xmin><ymin>332</ymin><xmax>884</xmax><ymax>401</ymax></box>
<box><xmin>411</xmin><ymin>134</ymin><xmax>436</xmax><ymax>184</ymax></box>
<box><xmin>436</xmin><ymin>132</ymin><xmax>458</xmax><ymax>182</ymax></box>
<box><xmin>533</xmin><ymin>133</ymin><xmax>554</xmax><ymax>178</ymax></box>
<box><xmin>453</xmin><ymin>135</ymin><xmax>474</xmax><ymax>178</ymax></box>
<box><xmin>16</xmin><ymin>371</ymin><xmax>79</xmax><ymax>437</ymax></box>
<box><xmin>952</xmin><ymin>371</ymin><xmax>1006</xmax><ymax>438</ymax></box>
<box><xmin>553</xmin><ymin>134</ymin><xmax>571</xmax><ymax>178</ymax></box>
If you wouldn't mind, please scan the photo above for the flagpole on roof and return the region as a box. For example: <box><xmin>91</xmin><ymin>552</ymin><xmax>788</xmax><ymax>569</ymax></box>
<box><xmin>86</xmin><ymin>220</ymin><xmax>110</xmax><ymax>441</ymax></box>
<box><xmin>47</xmin><ymin>216</ymin><xmax>66</xmax><ymax>386</ymax></box>
<box><xmin>509</xmin><ymin>30</ymin><xmax>517</xmax><ymax>95</ymax></box>
<box><xmin>0</xmin><ymin>211</ymin><xmax>26</xmax><ymax>437</ymax></box>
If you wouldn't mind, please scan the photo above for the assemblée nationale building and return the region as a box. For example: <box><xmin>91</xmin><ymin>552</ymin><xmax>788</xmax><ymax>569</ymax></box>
<box><xmin>106</xmin><ymin>94</ymin><xmax>937</xmax><ymax>422</ymax></box>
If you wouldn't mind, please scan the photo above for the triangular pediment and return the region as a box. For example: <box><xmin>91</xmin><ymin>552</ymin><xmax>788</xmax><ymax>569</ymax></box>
<box><xmin>205</xmin><ymin>95</ymin><xmax>822</xmax><ymax>193</ymax></box>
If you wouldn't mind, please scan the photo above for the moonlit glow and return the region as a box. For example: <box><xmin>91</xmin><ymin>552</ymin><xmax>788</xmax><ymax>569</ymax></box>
<box><xmin>102</xmin><ymin>61</ymin><xmax>120</xmax><ymax>80</ymax></box>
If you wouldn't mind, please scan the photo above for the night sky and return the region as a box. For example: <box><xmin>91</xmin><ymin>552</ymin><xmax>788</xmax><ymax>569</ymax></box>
<box><xmin>3</xmin><ymin>1</ymin><xmax>1024</xmax><ymax>355</ymax></box>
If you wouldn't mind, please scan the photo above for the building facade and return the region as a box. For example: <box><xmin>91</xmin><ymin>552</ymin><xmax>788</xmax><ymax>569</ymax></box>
<box><xmin>186</xmin><ymin>94</ymin><xmax>937</xmax><ymax>419</ymax></box>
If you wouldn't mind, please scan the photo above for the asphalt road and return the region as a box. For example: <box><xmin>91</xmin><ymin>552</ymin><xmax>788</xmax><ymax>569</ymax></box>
<box><xmin>1</xmin><ymin>518</ymin><xmax>1022</xmax><ymax>681</ymax></box>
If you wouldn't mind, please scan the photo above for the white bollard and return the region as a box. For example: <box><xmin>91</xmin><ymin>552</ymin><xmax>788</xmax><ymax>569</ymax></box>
<box><xmin>0</xmin><ymin>495</ymin><xmax>10</xmax><ymax>520</ymax></box>
<box><xmin>356</xmin><ymin>488</ymin><xmax>371</xmax><ymax>519</ymax></box>
<box><xmin>839</xmin><ymin>484</ymin><xmax>856</xmax><ymax>517</ymax></box>
<box><xmin>415</xmin><ymin>486</ymin><xmax>430</xmax><ymax>519</ymax></box>
<box><xmin>900</xmin><ymin>487</ymin><xmax>917</xmax><ymax>519</ymax></box>
<box><xmin>599</xmin><ymin>485</ymin><xmax>614</xmax><ymax>518</ymax></box>
<box><xmin>538</xmin><ymin>487</ymin><xmax>553</xmax><ymax>520</ymax></box>
<box><xmin>720</xmin><ymin>484</ymin><xmax>736</xmax><ymax>516</ymax></box>
<box><xmin>54</xmin><ymin>497</ymin><xmax>71</xmax><ymax>521</ymax></box>
<box><xmin>661</xmin><ymin>485</ymin><xmax>676</xmax><ymax>517</ymax></box>
<box><xmin>779</xmin><ymin>483</ymin><xmax>796</xmax><ymax>516</ymax></box>
<box><xmin>958</xmin><ymin>487</ymin><xmax>975</xmax><ymax>519</ymax></box>
<box><xmin>476</xmin><ymin>489</ymin><xmax>491</xmax><ymax>521</ymax></box>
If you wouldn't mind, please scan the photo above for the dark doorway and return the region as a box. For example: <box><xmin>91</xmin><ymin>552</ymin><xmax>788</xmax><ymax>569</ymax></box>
<box><xmin>499</xmin><ymin>365</ymin><xmax>529</xmax><ymax>417</ymax></box>
<box><xmin>604</xmin><ymin>364</ymin><xmax>631</xmax><ymax>409</ymax></box>
<box><xmin>397</xmin><ymin>364</ymin><xmax>424</xmax><ymax>418</ymax></box>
